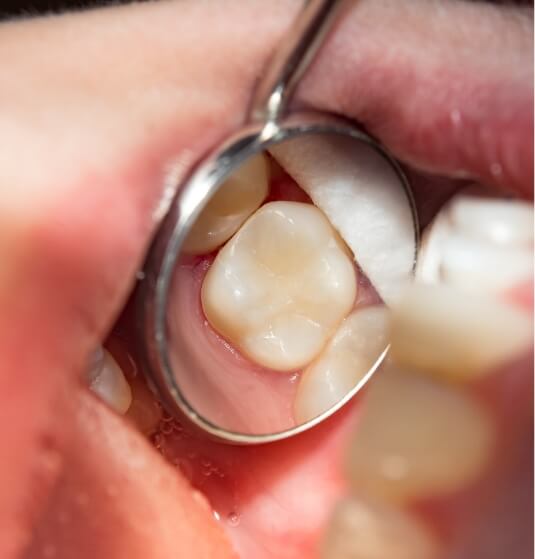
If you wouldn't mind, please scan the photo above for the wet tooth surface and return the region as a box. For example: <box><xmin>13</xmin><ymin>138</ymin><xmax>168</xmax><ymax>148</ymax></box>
<box><xmin>390</xmin><ymin>284</ymin><xmax>533</xmax><ymax>381</ymax></box>
<box><xmin>450</xmin><ymin>197</ymin><xmax>534</xmax><ymax>245</ymax></box>
<box><xmin>294</xmin><ymin>306</ymin><xmax>389</xmax><ymax>423</ymax></box>
<box><xmin>270</xmin><ymin>135</ymin><xmax>416</xmax><ymax>305</ymax></box>
<box><xmin>183</xmin><ymin>153</ymin><xmax>269</xmax><ymax>254</ymax></box>
<box><xmin>417</xmin><ymin>195</ymin><xmax>533</xmax><ymax>292</ymax></box>
<box><xmin>346</xmin><ymin>368</ymin><xmax>494</xmax><ymax>502</ymax></box>
<box><xmin>86</xmin><ymin>348</ymin><xmax>132</xmax><ymax>414</ymax></box>
<box><xmin>321</xmin><ymin>497</ymin><xmax>439</xmax><ymax>559</ymax></box>
<box><xmin>202</xmin><ymin>201</ymin><xmax>357</xmax><ymax>371</ymax></box>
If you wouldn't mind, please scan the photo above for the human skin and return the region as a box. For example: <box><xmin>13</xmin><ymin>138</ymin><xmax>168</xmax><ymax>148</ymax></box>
<box><xmin>0</xmin><ymin>1</ymin><xmax>532</xmax><ymax>558</ymax></box>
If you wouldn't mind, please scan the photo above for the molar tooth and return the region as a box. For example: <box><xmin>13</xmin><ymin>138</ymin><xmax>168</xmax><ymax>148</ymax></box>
<box><xmin>390</xmin><ymin>284</ymin><xmax>533</xmax><ymax>381</ymax></box>
<box><xmin>418</xmin><ymin>195</ymin><xmax>533</xmax><ymax>292</ymax></box>
<box><xmin>294</xmin><ymin>306</ymin><xmax>389</xmax><ymax>423</ymax></box>
<box><xmin>270</xmin><ymin>136</ymin><xmax>416</xmax><ymax>305</ymax></box>
<box><xmin>202</xmin><ymin>201</ymin><xmax>357</xmax><ymax>371</ymax></box>
<box><xmin>322</xmin><ymin>497</ymin><xmax>439</xmax><ymax>559</ymax></box>
<box><xmin>86</xmin><ymin>348</ymin><xmax>132</xmax><ymax>414</ymax></box>
<box><xmin>346</xmin><ymin>368</ymin><xmax>494</xmax><ymax>502</ymax></box>
<box><xmin>183</xmin><ymin>153</ymin><xmax>269</xmax><ymax>254</ymax></box>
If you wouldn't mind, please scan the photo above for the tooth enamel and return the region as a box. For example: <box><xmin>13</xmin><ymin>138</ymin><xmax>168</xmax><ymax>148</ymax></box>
<box><xmin>294</xmin><ymin>306</ymin><xmax>389</xmax><ymax>423</ymax></box>
<box><xmin>450</xmin><ymin>197</ymin><xmax>534</xmax><ymax>245</ymax></box>
<box><xmin>390</xmin><ymin>284</ymin><xmax>533</xmax><ymax>381</ymax></box>
<box><xmin>322</xmin><ymin>497</ymin><xmax>439</xmax><ymax>559</ymax></box>
<box><xmin>418</xmin><ymin>195</ymin><xmax>533</xmax><ymax>292</ymax></box>
<box><xmin>202</xmin><ymin>201</ymin><xmax>357</xmax><ymax>371</ymax></box>
<box><xmin>346</xmin><ymin>368</ymin><xmax>494</xmax><ymax>502</ymax></box>
<box><xmin>86</xmin><ymin>348</ymin><xmax>132</xmax><ymax>414</ymax></box>
<box><xmin>270</xmin><ymin>136</ymin><xmax>416</xmax><ymax>305</ymax></box>
<box><xmin>183</xmin><ymin>153</ymin><xmax>269</xmax><ymax>254</ymax></box>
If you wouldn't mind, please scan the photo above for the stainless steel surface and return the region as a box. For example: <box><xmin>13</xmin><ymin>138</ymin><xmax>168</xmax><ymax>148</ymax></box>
<box><xmin>249</xmin><ymin>0</ymin><xmax>342</xmax><ymax>124</ymax></box>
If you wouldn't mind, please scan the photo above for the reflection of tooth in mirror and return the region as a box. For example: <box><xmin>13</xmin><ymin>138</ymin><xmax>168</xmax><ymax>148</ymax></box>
<box><xmin>182</xmin><ymin>153</ymin><xmax>269</xmax><ymax>255</ymax></box>
<box><xmin>270</xmin><ymin>135</ymin><xmax>416</xmax><ymax>306</ymax></box>
<box><xmin>294</xmin><ymin>306</ymin><xmax>389</xmax><ymax>423</ymax></box>
<box><xmin>322</xmin><ymin>497</ymin><xmax>439</xmax><ymax>559</ymax></box>
<box><xmin>417</xmin><ymin>194</ymin><xmax>534</xmax><ymax>293</ymax></box>
<box><xmin>346</xmin><ymin>367</ymin><xmax>494</xmax><ymax>503</ymax></box>
<box><xmin>201</xmin><ymin>201</ymin><xmax>357</xmax><ymax>371</ymax></box>
<box><xmin>168</xmin><ymin>131</ymin><xmax>413</xmax><ymax>435</ymax></box>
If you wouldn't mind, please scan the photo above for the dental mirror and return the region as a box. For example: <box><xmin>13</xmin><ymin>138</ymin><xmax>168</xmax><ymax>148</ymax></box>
<box><xmin>138</xmin><ymin>0</ymin><xmax>419</xmax><ymax>443</ymax></box>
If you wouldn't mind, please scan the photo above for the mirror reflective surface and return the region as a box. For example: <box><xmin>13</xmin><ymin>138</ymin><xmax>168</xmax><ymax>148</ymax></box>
<box><xmin>160</xmin><ymin>129</ymin><xmax>418</xmax><ymax>436</ymax></box>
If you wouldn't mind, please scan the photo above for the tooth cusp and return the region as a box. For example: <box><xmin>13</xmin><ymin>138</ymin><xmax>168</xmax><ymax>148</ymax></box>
<box><xmin>183</xmin><ymin>153</ymin><xmax>269</xmax><ymax>255</ymax></box>
<box><xmin>417</xmin><ymin>194</ymin><xmax>534</xmax><ymax>292</ymax></box>
<box><xmin>294</xmin><ymin>306</ymin><xmax>389</xmax><ymax>423</ymax></box>
<box><xmin>201</xmin><ymin>201</ymin><xmax>357</xmax><ymax>371</ymax></box>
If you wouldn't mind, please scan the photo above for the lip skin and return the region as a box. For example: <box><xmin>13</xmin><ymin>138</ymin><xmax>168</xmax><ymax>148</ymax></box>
<box><xmin>0</xmin><ymin>1</ymin><xmax>532</xmax><ymax>558</ymax></box>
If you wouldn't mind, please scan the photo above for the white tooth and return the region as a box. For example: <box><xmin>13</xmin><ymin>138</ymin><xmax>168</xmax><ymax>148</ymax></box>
<box><xmin>439</xmin><ymin>233</ymin><xmax>533</xmax><ymax>291</ymax></box>
<box><xmin>417</xmin><ymin>195</ymin><xmax>533</xmax><ymax>292</ymax></box>
<box><xmin>346</xmin><ymin>368</ymin><xmax>494</xmax><ymax>502</ymax></box>
<box><xmin>294</xmin><ymin>306</ymin><xmax>389</xmax><ymax>423</ymax></box>
<box><xmin>183</xmin><ymin>153</ymin><xmax>269</xmax><ymax>254</ymax></box>
<box><xmin>86</xmin><ymin>348</ymin><xmax>132</xmax><ymax>414</ymax></box>
<box><xmin>322</xmin><ymin>497</ymin><xmax>439</xmax><ymax>559</ymax></box>
<box><xmin>270</xmin><ymin>135</ymin><xmax>416</xmax><ymax>305</ymax></box>
<box><xmin>202</xmin><ymin>201</ymin><xmax>357</xmax><ymax>371</ymax></box>
<box><xmin>390</xmin><ymin>284</ymin><xmax>533</xmax><ymax>381</ymax></box>
<box><xmin>450</xmin><ymin>196</ymin><xmax>534</xmax><ymax>245</ymax></box>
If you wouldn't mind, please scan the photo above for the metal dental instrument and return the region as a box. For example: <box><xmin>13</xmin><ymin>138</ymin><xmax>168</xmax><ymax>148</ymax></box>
<box><xmin>138</xmin><ymin>0</ymin><xmax>418</xmax><ymax>444</ymax></box>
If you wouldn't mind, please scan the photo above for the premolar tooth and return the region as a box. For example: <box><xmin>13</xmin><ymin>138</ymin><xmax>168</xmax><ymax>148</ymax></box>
<box><xmin>86</xmin><ymin>348</ymin><xmax>132</xmax><ymax>414</ymax></box>
<box><xmin>417</xmin><ymin>194</ymin><xmax>533</xmax><ymax>292</ymax></box>
<box><xmin>450</xmin><ymin>196</ymin><xmax>534</xmax><ymax>245</ymax></box>
<box><xmin>439</xmin><ymin>233</ymin><xmax>532</xmax><ymax>292</ymax></box>
<box><xmin>202</xmin><ymin>201</ymin><xmax>357</xmax><ymax>371</ymax></box>
<box><xmin>346</xmin><ymin>368</ymin><xmax>494</xmax><ymax>502</ymax></box>
<box><xmin>390</xmin><ymin>284</ymin><xmax>533</xmax><ymax>381</ymax></box>
<box><xmin>183</xmin><ymin>153</ymin><xmax>269</xmax><ymax>254</ymax></box>
<box><xmin>322</xmin><ymin>497</ymin><xmax>439</xmax><ymax>559</ymax></box>
<box><xmin>270</xmin><ymin>135</ymin><xmax>417</xmax><ymax>305</ymax></box>
<box><xmin>294</xmin><ymin>306</ymin><xmax>389</xmax><ymax>423</ymax></box>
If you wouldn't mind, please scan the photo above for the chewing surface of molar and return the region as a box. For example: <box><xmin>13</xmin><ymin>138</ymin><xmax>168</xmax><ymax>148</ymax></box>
<box><xmin>294</xmin><ymin>306</ymin><xmax>389</xmax><ymax>423</ymax></box>
<box><xmin>183</xmin><ymin>153</ymin><xmax>269</xmax><ymax>255</ymax></box>
<box><xmin>346</xmin><ymin>368</ymin><xmax>494</xmax><ymax>503</ymax></box>
<box><xmin>321</xmin><ymin>497</ymin><xmax>439</xmax><ymax>559</ymax></box>
<box><xmin>270</xmin><ymin>135</ymin><xmax>416</xmax><ymax>305</ymax></box>
<box><xmin>417</xmin><ymin>194</ymin><xmax>534</xmax><ymax>292</ymax></box>
<box><xmin>202</xmin><ymin>201</ymin><xmax>357</xmax><ymax>371</ymax></box>
<box><xmin>390</xmin><ymin>284</ymin><xmax>533</xmax><ymax>381</ymax></box>
<box><xmin>86</xmin><ymin>348</ymin><xmax>132</xmax><ymax>414</ymax></box>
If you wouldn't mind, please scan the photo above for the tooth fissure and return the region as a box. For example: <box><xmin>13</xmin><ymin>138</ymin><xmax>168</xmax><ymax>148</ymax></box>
<box><xmin>202</xmin><ymin>201</ymin><xmax>357</xmax><ymax>371</ymax></box>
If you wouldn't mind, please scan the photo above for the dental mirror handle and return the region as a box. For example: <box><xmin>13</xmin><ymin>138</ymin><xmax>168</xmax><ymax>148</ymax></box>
<box><xmin>249</xmin><ymin>0</ymin><xmax>342</xmax><ymax>124</ymax></box>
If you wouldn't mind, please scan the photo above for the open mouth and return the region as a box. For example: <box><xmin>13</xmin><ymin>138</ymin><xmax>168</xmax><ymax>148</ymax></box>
<box><xmin>1</xmin><ymin>1</ymin><xmax>533</xmax><ymax>559</ymax></box>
